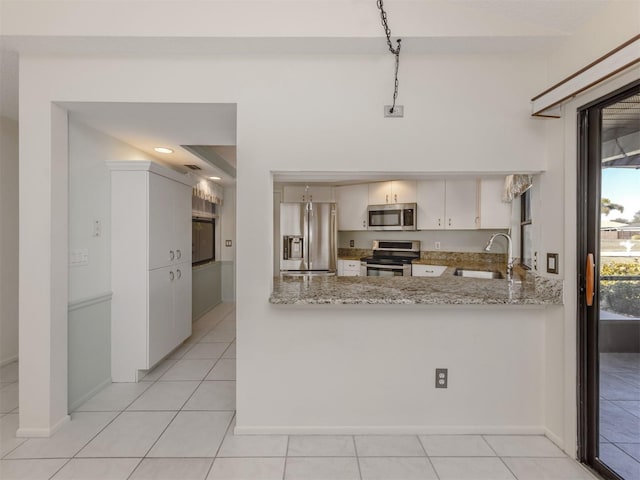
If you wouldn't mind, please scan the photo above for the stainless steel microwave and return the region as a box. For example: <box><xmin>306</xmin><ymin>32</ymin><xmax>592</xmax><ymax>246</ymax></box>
<box><xmin>367</xmin><ymin>203</ymin><xmax>417</xmax><ymax>231</ymax></box>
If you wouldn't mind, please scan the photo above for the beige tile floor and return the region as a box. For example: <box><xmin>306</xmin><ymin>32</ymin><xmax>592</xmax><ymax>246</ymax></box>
<box><xmin>0</xmin><ymin>303</ymin><xmax>600</xmax><ymax>479</ymax></box>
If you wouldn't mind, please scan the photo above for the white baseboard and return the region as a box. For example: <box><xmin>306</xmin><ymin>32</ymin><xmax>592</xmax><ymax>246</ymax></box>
<box><xmin>0</xmin><ymin>355</ymin><xmax>18</xmax><ymax>368</ymax></box>
<box><xmin>234</xmin><ymin>425</ymin><xmax>546</xmax><ymax>435</ymax></box>
<box><xmin>544</xmin><ymin>428</ymin><xmax>564</xmax><ymax>451</ymax></box>
<box><xmin>68</xmin><ymin>378</ymin><xmax>112</xmax><ymax>412</ymax></box>
<box><xmin>16</xmin><ymin>414</ymin><xmax>70</xmax><ymax>438</ymax></box>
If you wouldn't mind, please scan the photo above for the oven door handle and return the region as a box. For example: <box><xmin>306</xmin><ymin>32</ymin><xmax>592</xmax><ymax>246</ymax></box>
<box><xmin>366</xmin><ymin>264</ymin><xmax>404</xmax><ymax>270</ymax></box>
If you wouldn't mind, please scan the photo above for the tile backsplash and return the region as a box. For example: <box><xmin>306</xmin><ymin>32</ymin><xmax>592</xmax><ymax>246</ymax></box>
<box><xmin>338</xmin><ymin>229</ymin><xmax>510</xmax><ymax>253</ymax></box>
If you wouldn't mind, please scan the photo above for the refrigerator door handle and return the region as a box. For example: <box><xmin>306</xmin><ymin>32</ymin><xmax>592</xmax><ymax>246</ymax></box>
<box><xmin>306</xmin><ymin>209</ymin><xmax>312</xmax><ymax>270</ymax></box>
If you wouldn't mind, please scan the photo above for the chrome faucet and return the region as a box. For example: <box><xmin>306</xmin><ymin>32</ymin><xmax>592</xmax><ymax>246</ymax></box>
<box><xmin>484</xmin><ymin>233</ymin><xmax>513</xmax><ymax>280</ymax></box>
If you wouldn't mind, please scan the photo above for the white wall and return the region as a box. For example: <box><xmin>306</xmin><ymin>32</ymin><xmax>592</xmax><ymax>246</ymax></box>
<box><xmin>536</xmin><ymin>4</ymin><xmax>640</xmax><ymax>455</ymax></box>
<box><xmin>220</xmin><ymin>186</ymin><xmax>236</xmax><ymax>302</ymax></box>
<box><xmin>545</xmin><ymin>1</ymin><xmax>640</xmax><ymax>85</ymax></box>
<box><xmin>67</xmin><ymin>116</ymin><xmax>157</xmax><ymax>410</ymax></box>
<box><xmin>0</xmin><ymin>116</ymin><xmax>19</xmax><ymax>366</ymax></box>
<box><xmin>548</xmin><ymin>67</ymin><xmax>640</xmax><ymax>457</ymax></box>
<box><xmin>68</xmin><ymin>115</ymin><xmax>155</xmax><ymax>302</ymax></box>
<box><xmin>17</xmin><ymin>51</ymin><xmax>555</xmax><ymax>436</ymax></box>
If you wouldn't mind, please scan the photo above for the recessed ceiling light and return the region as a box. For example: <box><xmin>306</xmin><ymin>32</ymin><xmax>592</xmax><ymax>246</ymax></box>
<box><xmin>154</xmin><ymin>147</ymin><xmax>174</xmax><ymax>154</ymax></box>
<box><xmin>209</xmin><ymin>176</ymin><xmax>221</xmax><ymax>180</ymax></box>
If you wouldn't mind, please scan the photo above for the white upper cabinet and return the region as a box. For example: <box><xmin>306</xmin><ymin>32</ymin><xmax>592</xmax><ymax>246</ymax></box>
<box><xmin>416</xmin><ymin>179</ymin><xmax>478</xmax><ymax>230</ymax></box>
<box><xmin>393</xmin><ymin>180</ymin><xmax>417</xmax><ymax>204</ymax></box>
<box><xmin>335</xmin><ymin>184</ymin><xmax>369</xmax><ymax>230</ymax></box>
<box><xmin>148</xmin><ymin>173</ymin><xmax>192</xmax><ymax>269</ymax></box>
<box><xmin>479</xmin><ymin>177</ymin><xmax>512</xmax><ymax>229</ymax></box>
<box><xmin>445</xmin><ymin>179</ymin><xmax>479</xmax><ymax>230</ymax></box>
<box><xmin>282</xmin><ymin>186</ymin><xmax>334</xmax><ymax>203</ymax></box>
<box><xmin>368</xmin><ymin>180</ymin><xmax>417</xmax><ymax>204</ymax></box>
<box><xmin>416</xmin><ymin>180</ymin><xmax>446</xmax><ymax>229</ymax></box>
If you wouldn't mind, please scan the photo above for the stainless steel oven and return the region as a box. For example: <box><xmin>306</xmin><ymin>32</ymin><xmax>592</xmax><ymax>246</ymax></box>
<box><xmin>360</xmin><ymin>240</ymin><xmax>420</xmax><ymax>277</ymax></box>
<box><xmin>360</xmin><ymin>260</ymin><xmax>412</xmax><ymax>277</ymax></box>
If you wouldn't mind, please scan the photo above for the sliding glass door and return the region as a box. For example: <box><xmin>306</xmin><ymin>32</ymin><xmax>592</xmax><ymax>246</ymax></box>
<box><xmin>578</xmin><ymin>81</ymin><xmax>640</xmax><ymax>480</ymax></box>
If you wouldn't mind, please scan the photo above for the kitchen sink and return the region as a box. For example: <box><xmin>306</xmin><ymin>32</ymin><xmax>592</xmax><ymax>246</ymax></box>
<box><xmin>453</xmin><ymin>268</ymin><xmax>504</xmax><ymax>279</ymax></box>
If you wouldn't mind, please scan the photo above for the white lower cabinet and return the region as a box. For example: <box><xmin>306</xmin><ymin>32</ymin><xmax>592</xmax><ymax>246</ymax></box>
<box><xmin>148</xmin><ymin>266</ymin><xmax>174</xmax><ymax>367</ymax></box>
<box><xmin>148</xmin><ymin>263</ymin><xmax>192</xmax><ymax>367</ymax></box>
<box><xmin>109</xmin><ymin>161</ymin><xmax>194</xmax><ymax>382</ymax></box>
<box><xmin>338</xmin><ymin>259</ymin><xmax>362</xmax><ymax>276</ymax></box>
<box><xmin>412</xmin><ymin>264</ymin><xmax>447</xmax><ymax>277</ymax></box>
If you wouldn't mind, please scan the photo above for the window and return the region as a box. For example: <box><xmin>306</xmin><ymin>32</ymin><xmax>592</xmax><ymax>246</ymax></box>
<box><xmin>520</xmin><ymin>188</ymin><xmax>532</xmax><ymax>269</ymax></box>
<box><xmin>192</xmin><ymin>218</ymin><xmax>215</xmax><ymax>265</ymax></box>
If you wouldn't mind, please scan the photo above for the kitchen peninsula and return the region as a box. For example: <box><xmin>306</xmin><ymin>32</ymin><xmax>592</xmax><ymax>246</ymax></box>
<box><xmin>270</xmin><ymin>268</ymin><xmax>563</xmax><ymax>305</ymax></box>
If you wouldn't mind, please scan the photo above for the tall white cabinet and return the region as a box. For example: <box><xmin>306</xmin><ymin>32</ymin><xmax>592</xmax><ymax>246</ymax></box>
<box><xmin>108</xmin><ymin>161</ymin><xmax>194</xmax><ymax>382</ymax></box>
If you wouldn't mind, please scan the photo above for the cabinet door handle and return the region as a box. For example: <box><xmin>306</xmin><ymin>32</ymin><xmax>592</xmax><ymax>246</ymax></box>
<box><xmin>394</xmin><ymin>193</ymin><xmax>397</xmax><ymax>203</ymax></box>
<box><xmin>448</xmin><ymin>218</ymin><xmax>452</xmax><ymax>227</ymax></box>
<box><xmin>170</xmin><ymin>250</ymin><xmax>175</xmax><ymax>261</ymax></box>
<box><xmin>438</xmin><ymin>218</ymin><xmax>441</xmax><ymax>227</ymax></box>
<box><xmin>176</xmin><ymin>269</ymin><xmax>182</xmax><ymax>280</ymax></box>
<box><xmin>176</xmin><ymin>249</ymin><xmax>181</xmax><ymax>259</ymax></box>
<box><xmin>585</xmin><ymin>253</ymin><xmax>595</xmax><ymax>307</ymax></box>
<box><xmin>169</xmin><ymin>271</ymin><xmax>175</xmax><ymax>281</ymax></box>
<box><xmin>386</xmin><ymin>194</ymin><xmax>389</xmax><ymax>203</ymax></box>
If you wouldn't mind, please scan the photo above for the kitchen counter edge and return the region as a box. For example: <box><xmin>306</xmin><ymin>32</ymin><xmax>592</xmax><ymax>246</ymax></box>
<box><xmin>269</xmin><ymin>271</ymin><xmax>563</xmax><ymax>306</ymax></box>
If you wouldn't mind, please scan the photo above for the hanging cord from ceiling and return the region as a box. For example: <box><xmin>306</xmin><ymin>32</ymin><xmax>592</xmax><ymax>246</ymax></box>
<box><xmin>376</xmin><ymin>0</ymin><xmax>402</xmax><ymax>113</ymax></box>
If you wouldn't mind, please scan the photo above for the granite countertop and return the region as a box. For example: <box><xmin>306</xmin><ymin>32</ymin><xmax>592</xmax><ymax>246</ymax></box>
<box><xmin>270</xmin><ymin>268</ymin><xmax>563</xmax><ymax>306</ymax></box>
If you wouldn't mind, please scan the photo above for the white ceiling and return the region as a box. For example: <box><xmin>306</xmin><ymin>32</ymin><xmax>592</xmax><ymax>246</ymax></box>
<box><xmin>64</xmin><ymin>102</ymin><xmax>237</xmax><ymax>184</ymax></box>
<box><xmin>0</xmin><ymin>0</ymin><xmax>622</xmax><ymax>186</ymax></box>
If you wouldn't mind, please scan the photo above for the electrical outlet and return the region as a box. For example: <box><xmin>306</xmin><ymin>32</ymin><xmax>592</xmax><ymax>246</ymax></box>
<box><xmin>225</xmin><ymin>240</ymin><xmax>232</xmax><ymax>247</ymax></box>
<box><xmin>435</xmin><ymin>368</ymin><xmax>448</xmax><ymax>388</ymax></box>
<box><xmin>350</xmin><ymin>240</ymin><xmax>355</xmax><ymax>248</ymax></box>
<box><xmin>384</xmin><ymin>105</ymin><xmax>404</xmax><ymax>117</ymax></box>
<box><xmin>435</xmin><ymin>241</ymin><xmax>441</xmax><ymax>250</ymax></box>
<box><xmin>534</xmin><ymin>251</ymin><xmax>538</xmax><ymax>270</ymax></box>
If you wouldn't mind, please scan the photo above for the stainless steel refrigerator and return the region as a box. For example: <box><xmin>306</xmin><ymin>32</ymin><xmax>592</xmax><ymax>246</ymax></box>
<box><xmin>280</xmin><ymin>202</ymin><xmax>337</xmax><ymax>274</ymax></box>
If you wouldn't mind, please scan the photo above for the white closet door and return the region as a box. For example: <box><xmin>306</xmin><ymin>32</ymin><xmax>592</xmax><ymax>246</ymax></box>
<box><xmin>173</xmin><ymin>262</ymin><xmax>192</xmax><ymax>343</ymax></box>
<box><xmin>148</xmin><ymin>266</ymin><xmax>174</xmax><ymax>367</ymax></box>
<box><xmin>173</xmin><ymin>182</ymin><xmax>193</xmax><ymax>264</ymax></box>
<box><xmin>148</xmin><ymin>173</ymin><xmax>176</xmax><ymax>270</ymax></box>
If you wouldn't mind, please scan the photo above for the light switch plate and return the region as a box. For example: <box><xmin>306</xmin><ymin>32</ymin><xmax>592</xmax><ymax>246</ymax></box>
<box><xmin>225</xmin><ymin>240</ymin><xmax>232</xmax><ymax>247</ymax></box>
<box><xmin>547</xmin><ymin>253</ymin><xmax>559</xmax><ymax>274</ymax></box>
<box><xmin>70</xmin><ymin>249</ymin><xmax>89</xmax><ymax>267</ymax></box>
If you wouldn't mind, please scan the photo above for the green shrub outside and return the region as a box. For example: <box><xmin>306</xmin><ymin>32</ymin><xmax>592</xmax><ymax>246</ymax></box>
<box><xmin>600</xmin><ymin>260</ymin><xmax>640</xmax><ymax>317</ymax></box>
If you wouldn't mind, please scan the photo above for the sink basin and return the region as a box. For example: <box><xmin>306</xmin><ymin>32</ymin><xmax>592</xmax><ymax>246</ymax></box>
<box><xmin>453</xmin><ymin>268</ymin><xmax>504</xmax><ymax>279</ymax></box>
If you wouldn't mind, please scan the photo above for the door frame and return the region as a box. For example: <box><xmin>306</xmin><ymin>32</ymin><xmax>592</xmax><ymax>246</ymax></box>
<box><xmin>577</xmin><ymin>79</ymin><xmax>640</xmax><ymax>480</ymax></box>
